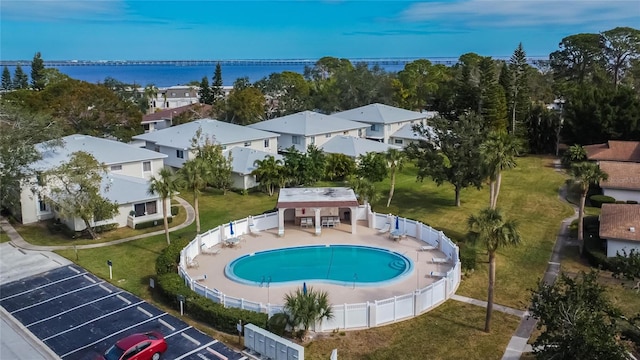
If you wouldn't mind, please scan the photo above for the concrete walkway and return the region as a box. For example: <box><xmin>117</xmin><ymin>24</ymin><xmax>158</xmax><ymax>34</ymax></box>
<box><xmin>501</xmin><ymin>160</ymin><xmax>578</xmax><ymax>360</ymax></box>
<box><xmin>451</xmin><ymin>294</ymin><xmax>528</xmax><ymax>318</ymax></box>
<box><xmin>3</xmin><ymin>196</ymin><xmax>195</xmax><ymax>251</ymax></box>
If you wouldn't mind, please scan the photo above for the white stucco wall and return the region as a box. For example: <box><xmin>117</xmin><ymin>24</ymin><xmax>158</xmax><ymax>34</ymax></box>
<box><xmin>602</xmin><ymin>189</ymin><xmax>640</xmax><ymax>203</ymax></box>
<box><xmin>607</xmin><ymin>238</ymin><xmax>640</xmax><ymax>257</ymax></box>
<box><xmin>108</xmin><ymin>159</ymin><xmax>164</xmax><ymax>180</ymax></box>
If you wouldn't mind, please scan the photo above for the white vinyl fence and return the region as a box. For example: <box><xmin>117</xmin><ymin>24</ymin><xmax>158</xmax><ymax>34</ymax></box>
<box><xmin>178</xmin><ymin>206</ymin><xmax>461</xmax><ymax>332</ymax></box>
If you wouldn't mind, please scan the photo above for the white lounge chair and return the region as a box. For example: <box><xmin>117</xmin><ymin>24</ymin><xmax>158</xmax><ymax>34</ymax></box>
<box><xmin>192</xmin><ymin>274</ymin><xmax>207</xmax><ymax>282</ymax></box>
<box><xmin>202</xmin><ymin>247</ymin><xmax>221</xmax><ymax>255</ymax></box>
<box><xmin>249</xmin><ymin>224</ymin><xmax>261</xmax><ymax>237</ymax></box>
<box><xmin>187</xmin><ymin>257</ymin><xmax>199</xmax><ymax>269</ymax></box>
<box><xmin>427</xmin><ymin>271</ymin><xmax>447</xmax><ymax>278</ymax></box>
<box><xmin>419</xmin><ymin>245</ymin><xmax>437</xmax><ymax>251</ymax></box>
<box><xmin>431</xmin><ymin>257</ymin><xmax>449</xmax><ymax>264</ymax></box>
<box><xmin>378</xmin><ymin>223</ymin><xmax>391</xmax><ymax>234</ymax></box>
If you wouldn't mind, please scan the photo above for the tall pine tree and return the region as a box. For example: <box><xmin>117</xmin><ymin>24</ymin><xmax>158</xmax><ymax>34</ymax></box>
<box><xmin>211</xmin><ymin>63</ymin><xmax>225</xmax><ymax>118</ymax></box>
<box><xmin>1</xmin><ymin>66</ymin><xmax>12</xmax><ymax>91</ymax></box>
<box><xmin>13</xmin><ymin>64</ymin><xmax>29</xmax><ymax>89</ymax></box>
<box><xmin>31</xmin><ymin>52</ymin><xmax>46</xmax><ymax>90</ymax></box>
<box><xmin>508</xmin><ymin>43</ymin><xmax>530</xmax><ymax>138</ymax></box>
<box><xmin>198</xmin><ymin>76</ymin><xmax>213</xmax><ymax>104</ymax></box>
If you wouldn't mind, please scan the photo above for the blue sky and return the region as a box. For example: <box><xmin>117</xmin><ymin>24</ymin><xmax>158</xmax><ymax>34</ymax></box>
<box><xmin>1</xmin><ymin>0</ymin><xmax>638</xmax><ymax>61</ymax></box>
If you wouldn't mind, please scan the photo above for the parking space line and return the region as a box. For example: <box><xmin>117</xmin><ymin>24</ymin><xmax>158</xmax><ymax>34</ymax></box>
<box><xmin>69</xmin><ymin>266</ymin><xmax>81</xmax><ymax>274</ymax></box>
<box><xmin>11</xmin><ymin>281</ymin><xmax>105</xmax><ymax>314</ymax></box>
<box><xmin>181</xmin><ymin>332</ymin><xmax>201</xmax><ymax>346</ymax></box>
<box><xmin>136</xmin><ymin>306</ymin><xmax>153</xmax><ymax>317</ymax></box>
<box><xmin>43</xmin><ymin>300</ymin><xmax>144</xmax><ymax>341</ymax></box>
<box><xmin>158</xmin><ymin>319</ymin><xmax>175</xmax><ymax>331</ymax></box>
<box><xmin>206</xmin><ymin>347</ymin><xmax>228</xmax><ymax>360</ymax></box>
<box><xmin>83</xmin><ymin>275</ymin><xmax>97</xmax><ymax>283</ymax></box>
<box><xmin>197</xmin><ymin>354</ymin><xmax>212</xmax><ymax>360</ymax></box>
<box><xmin>174</xmin><ymin>340</ymin><xmax>219</xmax><ymax>360</ymax></box>
<box><xmin>165</xmin><ymin>326</ymin><xmax>192</xmax><ymax>338</ymax></box>
<box><xmin>60</xmin><ymin>312</ymin><xmax>167</xmax><ymax>358</ymax></box>
<box><xmin>0</xmin><ymin>272</ymin><xmax>88</xmax><ymax>301</ymax></box>
<box><xmin>99</xmin><ymin>284</ymin><xmax>113</xmax><ymax>293</ymax></box>
<box><xmin>25</xmin><ymin>291</ymin><xmax>124</xmax><ymax>328</ymax></box>
<box><xmin>117</xmin><ymin>294</ymin><xmax>131</xmax><ymax>304</ymax></box>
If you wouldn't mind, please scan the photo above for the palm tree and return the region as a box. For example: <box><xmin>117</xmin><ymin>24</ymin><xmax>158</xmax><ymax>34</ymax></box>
<box><xmin>570</xmin><ymin>162</ymin><xmax>608</xmax><ymax>242</ymax></box>
<box><xmin>385</xmin><ymin>148</ymin><xmax>406</xmax><ymax>207</ymax></box>
<box><xmin>480</xmin><ymin>131</ymin><xmax>520</xmax><ymax>209</ymax></box>
<box><xmin>348</xmin><ymin>175</ymin><xmax>379</xmax><ymax>207</ymax></box>
<box><xmin>143</xmin><ymin>84</ymin><xmax>158</xmax><ymax>112</ymax></box>
<box><xmin>148</xmin><ymin>168</ymin><xmax>179</xmax><ymax>245</ymax></box>
<box><xmin>468</xmin><ymin>208</ymin><xmax>521</xmax><ymax>333</ymax></box>
<box><xmin>283</xmin><ymin>286</ymin><xmax>333</xmax><ymax>338</ymax></box>
<box><xmin>252</xmin><ymin>155</ymin><xmax>284</xmax><ymax>196</ymax></box>
<box><xmin>177</xmin><ymin>158</ymin><xmax>209</xmax><ymax>233</ymax></box>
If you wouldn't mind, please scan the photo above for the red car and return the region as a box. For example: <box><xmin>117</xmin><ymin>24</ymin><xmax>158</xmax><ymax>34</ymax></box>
<box><xmin>100</xmin><ymin>331</ymin><xmax>168</xmax><ymax>360</ymax></box>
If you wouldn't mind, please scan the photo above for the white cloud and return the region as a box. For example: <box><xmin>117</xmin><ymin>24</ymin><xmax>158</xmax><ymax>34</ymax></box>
<box><xmin>400</xmin><ymin>0</ymin><xmax>639</xmax><ymax>27</ymax></box>
<box><xmin>1</xmin><ymin>0</ymin><xmax>126</xmax><ymax>22</ymax></box>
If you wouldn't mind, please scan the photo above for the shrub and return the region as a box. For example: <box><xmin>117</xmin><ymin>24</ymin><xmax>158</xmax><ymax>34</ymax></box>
<box><xmin>156</xmin><ymin>237</ymin><xmax>190</xmax><ymax>275</ymax></box>
<box><xmin>589</xmin><ymin>194</ymin><xmax>616</xmax><ymax>208</ymax></box>
<box><xmin>94</xmin><ymin>223</ymin><xmax>118</xmax><ymax>233</ymax></box>
<box><xmin>615</xmin><ymin>200</ymin><xmax>626</xmax><ymax>204</ymax></box>
<box><xmin>582</xmin><ymin>233</ymin><xmax>611</xmax><ymax>270</ymax></box>
<box><xmin>171</xmin><ymin>206</ymin><xmax>179</xmax><ymax>216</ymax></box>
<box><xmin>134</xmin><ymin>217</ymin><xmax>173</xmax><ymax>230</ymax></box>
<box><xmin>156</xmin><ymin>273</ymin><xmax>267</xmax><ymax>334</ymax></box>
<box><xmin>267</xmin><ymin>313</ymin><xmax>289</xmax><ymax>336</ymax></box>
<box><xmin>458</xmin><ymin>243</ymin><xmax>477</xmax><ymax>271</ymax></box>
<box><xmin>626</xmin><ymin>200</ymin><xmax>638</xmax><ymax>204</ymax></box>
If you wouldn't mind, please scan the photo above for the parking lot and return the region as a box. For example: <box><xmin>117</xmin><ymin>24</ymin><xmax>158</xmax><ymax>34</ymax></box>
<box><xmin>0</xmin><ymin>264</ymin><xmax>246</xmax><ymax>360</ymax></box>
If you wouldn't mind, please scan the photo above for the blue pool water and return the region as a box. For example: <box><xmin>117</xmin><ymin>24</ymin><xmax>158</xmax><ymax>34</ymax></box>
<box><xmin>224</xmin><ymin>245</ymin><xmax>413</xmax><ymax>287</ymax></box>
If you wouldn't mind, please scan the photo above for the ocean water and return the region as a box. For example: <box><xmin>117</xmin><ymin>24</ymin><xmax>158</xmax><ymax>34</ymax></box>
<box><xmin>5</xmin><ymin>62</ymin><xmax>407</xmax><ymax>87</ymax></box>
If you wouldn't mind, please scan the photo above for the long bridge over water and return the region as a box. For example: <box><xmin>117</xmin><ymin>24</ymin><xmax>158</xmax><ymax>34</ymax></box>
<box><xmin>0</xmin><ymin>57</ymin><xmax>548</xmax><ymax>67</ymax></box>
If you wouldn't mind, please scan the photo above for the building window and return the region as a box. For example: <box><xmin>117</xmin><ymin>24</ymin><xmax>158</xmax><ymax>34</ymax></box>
<box><xmin>143</xmin><ymin>161</ymin><xmax>151</xmax><ymax>172</ymax></box>
<box><xmin>244</xmin><ymin>141</ymin><xmax>251</xmax><ymax>147</ymax></box>
<box><xmin>394</xmin><ymin>139</ymin><xmax>403</xmax><ymax>145</ymax></box>
<box><xmin>154</xmin><ymin>146</ymin><xmax>160</xmax><ymax>152</ymax></box>
<box><xmin>110</xmin><ymin>165</ymin><xmax>122</xmax><ymax>171</ymax></box>
<box><xmin>185</xmin><ymin>92</ymin><xmax>189</xmax><ymax>97</ymax></box>
<box><xmin>134</xmin><ymin>201</ymin><xmax>157</xmax><ymax>217</ymax></box>
<box><xmin>292</xmin><ymin>136</ymin><xmax>300</xmax><ymax>145</ymax></box>
<box><xmin>310</xmin><ymin>136</ymin><xmax>315</xmax><ymax>145</ymax></box>
<box><xmin>264</xmin><ymin>139</ymin><xmax>269</xmax><ymax>148</ymax></box>
<box><xmin>176</xmin><ymin>150</ymin><xmax>184</xmax><ymax>159</ymax></box>
<box><xmin>171</xmin><ymin>92</ymin><xmax>176</xmax><ymax>96</ymax></box>
<box><xmin>325</xmin><ymin>133</ymin><xmax>331</xmax><ymax>138</ymax></box>
<box><xmin>371</xmin><ymin>124</ymin><xmax>378</xmax><ymax>131</ymax></box>
<box><xmin>143</xmin><ymin>124</ymin><xmax>150</xmax><ymax>131</ymax></box>
<box><xmin>343</xmin><ymin>131</ymin><xmax>349</xmax><ymax>135</ymax></box>
<box><xmin>38</xmin><ymin>198</ymin><xmax>48</xmax><ymax>212</ymax></box>
<box><xmin>222</xmin><ymin>145</ymin><xmax>227</xmax><ymax>150</ymax></box>
<box><xmin>358</xmin><ymin>129</ymin><xmax>363</xmax><ymax>137</ymax></box>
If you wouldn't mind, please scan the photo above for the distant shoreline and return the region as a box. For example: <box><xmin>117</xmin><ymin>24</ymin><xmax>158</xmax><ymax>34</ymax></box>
<box><xmin>0</xmin><ymin>56</ymin><xmax>548</xmax><ymax>67</ymax></box>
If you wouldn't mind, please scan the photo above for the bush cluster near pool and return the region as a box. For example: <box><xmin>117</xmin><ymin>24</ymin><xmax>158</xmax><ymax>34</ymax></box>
<box><xmin>155</xmin><ymin>238</ymin><xmax>268</xmax><ymax>334</ymax></box>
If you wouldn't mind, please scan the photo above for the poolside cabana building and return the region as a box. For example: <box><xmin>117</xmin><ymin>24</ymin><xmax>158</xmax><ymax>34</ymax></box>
<box><xmin>276</xmin><ymin>187</ymin><xmax>360</xmax><ymax>236</ymax></box>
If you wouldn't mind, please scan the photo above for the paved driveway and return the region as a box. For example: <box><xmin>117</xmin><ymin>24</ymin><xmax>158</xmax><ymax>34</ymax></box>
<box><xmin>0</xmin><ymin>264</ymin><xmax>246</xmax><ymax>360</ymax></box>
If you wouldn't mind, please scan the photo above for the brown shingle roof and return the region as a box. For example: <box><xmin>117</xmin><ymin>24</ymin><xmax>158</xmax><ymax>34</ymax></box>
<box><xmin>599</xmin><ymin>204</ymin><xmax>640</xmax><ymax>242</ymax></box>
<box><xmin>598</xmin><ymin>161</ymin><xmax>640</xmax><ymax>190</ymax></box>
<box><xmin>584</xmin><ymin>141</ymin><xmax>640</xmax><ymax>162</ymax></box>
<box><xmin>142</xmin><ymin>104</ymin><xmax>212</xmax><ymax>123</ymax></box>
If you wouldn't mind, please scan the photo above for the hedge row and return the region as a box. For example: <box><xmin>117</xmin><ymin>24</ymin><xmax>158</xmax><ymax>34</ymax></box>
<box><xmin>135</xmin><ymin>217</ymin><xmax>172</xmax><ymax>230</ymax></box>
<box><xmin>155</xmin><ymin>237</ymin><xmax>268</xmax><ymax>334</ymax></box>
<box><xmin>156</xmin><ymin>273</ymin><xmax>267</xmax><ymax>334</ymax></box>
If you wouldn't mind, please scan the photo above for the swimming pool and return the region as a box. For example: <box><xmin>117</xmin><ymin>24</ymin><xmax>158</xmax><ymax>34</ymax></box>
<box><xmin>224</xmin><ymin>245</ymin><xmax>413</xmax><ymax>287</ymax></box>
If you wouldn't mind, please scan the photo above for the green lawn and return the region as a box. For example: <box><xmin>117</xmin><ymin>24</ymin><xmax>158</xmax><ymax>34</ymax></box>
<box><xmin>33</xmin><ymin>155</ymin><xmax>575</xmax><ymax>359</ymax></box>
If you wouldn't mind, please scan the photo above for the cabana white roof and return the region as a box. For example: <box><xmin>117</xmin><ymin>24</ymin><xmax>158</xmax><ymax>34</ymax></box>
<box><xmin>277</xmin><ymin>187</ymin><xmax>359</xmax><ymax>209</ymax></box>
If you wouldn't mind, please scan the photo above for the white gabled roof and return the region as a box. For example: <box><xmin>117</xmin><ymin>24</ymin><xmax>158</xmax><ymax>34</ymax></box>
<box><xmin>132</xmin><ymin>119</ymin><xmax>279</xmax><ymax>149</ymax></box>
<box><xmin>102</xmin><ymin>173</ymin><xmax>158</xmax><ymax>204</ymax></box>
<box><xmin>333</xmin><ymin>103</ymin><xmax>435</xmax><ymax>124</ymax></box>
<box><xmin>248</xmin><ymin>111</ymin><xmax>368</xmax><ymax>136</ymax></box>
<box><xmin>33</xmin><ymin>134</ymin><xmax>167</xmax><ymax>171</ymax></box>
<box><xmin>223</xmin><ymin>148</ymin><xmax>284</xmax><ymax>176</ymax></box>
<box><xmin>320</xmin><ymin>135</ymin><xmax>400</xmax><ymax>158</ymax></box>
<box><xmin>391</xmin><ymin>123</ymin><xmax>434</xmax><ymax>141</ymax></box>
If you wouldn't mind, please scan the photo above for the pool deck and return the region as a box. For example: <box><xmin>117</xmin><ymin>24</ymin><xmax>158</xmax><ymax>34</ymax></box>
<box><xmin>187</xmin><ymin>221</ymin><xmax>454</xmax><ymax>306</ymax></box>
